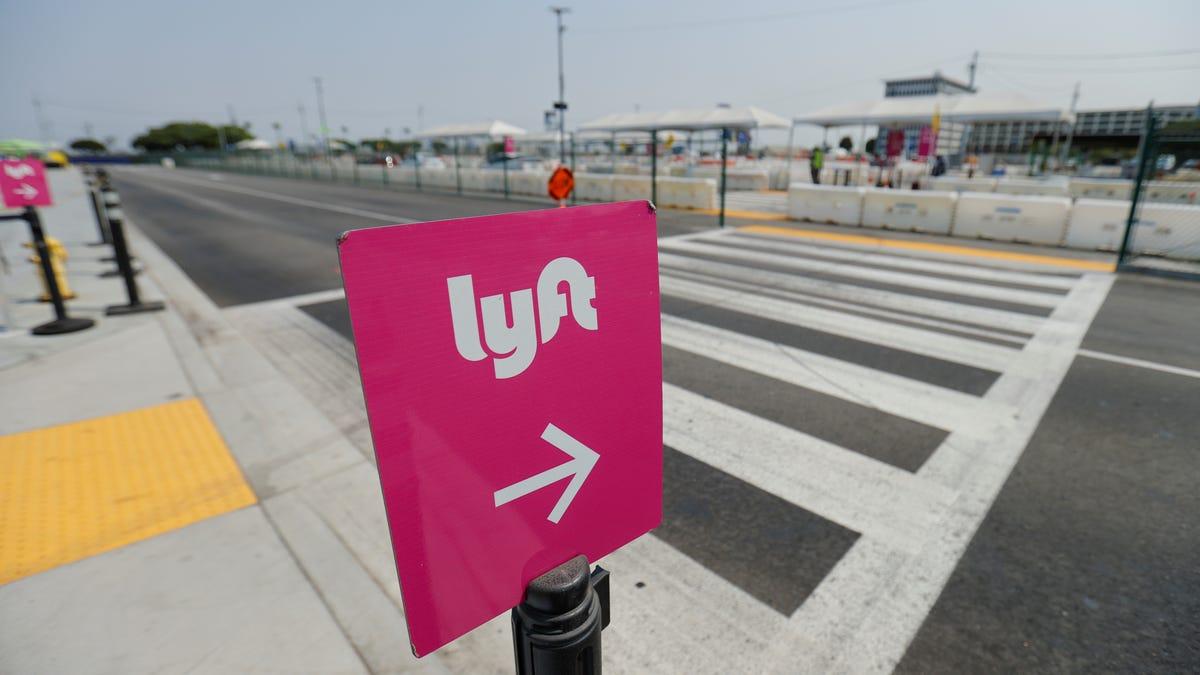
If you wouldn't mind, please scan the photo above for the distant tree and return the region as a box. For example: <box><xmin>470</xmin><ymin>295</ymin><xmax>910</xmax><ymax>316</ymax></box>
<box><xmin>864</xmin><ymin>138</ymin><xmax>876</xmax><ymax>155</ymax></box>
<box><xmin>69</xmin><ymin>138</ymin><xmax>107</xmax><ymax>153</ymax></box>
<box><xmin>839</xmin><ymin>135</ymin><xmax>854</xmax><ymax>152</ymax></box>
<box><xmin>431</xmin><ymin>140</ymin><xmax>449</xmax><ymax>154</ymax></box>
<box><xmin>131</xmin><ymin>121</ymin><xmax>254</xmax><ymax>152</ymax></box>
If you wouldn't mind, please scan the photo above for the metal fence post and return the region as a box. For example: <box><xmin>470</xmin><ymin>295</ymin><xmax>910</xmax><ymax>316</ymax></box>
<box><xmin>570</xmin><ymin>132</ymin><xmax>577</xmax><ymax>205</ymax></box>
<box><xmin>650</xmin><ymin>129</ymin><xmax>658</xmax><ymax>206</ymax></box>
<box><xmin>455</xmin><ymin>138</ymin><xmax>463</xmax><ymax>194</ymax></box>
<box><xmin>719</xmin><ymin>127</ymin><xmax>729</xmax><ymax>228</ymax></box>
<box><xmin>503</xmin><ymin>153</ymin><xmax>510</xmax><ymax>199</ymax></box>
<box><xmin>1118</xmin><ymin>105</ymin><xmax>1158</xmax><ymax>267</ymax></box>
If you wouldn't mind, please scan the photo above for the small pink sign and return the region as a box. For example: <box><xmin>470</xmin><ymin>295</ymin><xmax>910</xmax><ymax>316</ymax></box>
<box><xmin>0</xmin><ymin>158</ymin><xmax>53</xmax><ymax>208</ymax></box>
<box><xmin>338</xmin><ymin>201</ymin><xmax>663</xmax><ymax>656</ymax></box>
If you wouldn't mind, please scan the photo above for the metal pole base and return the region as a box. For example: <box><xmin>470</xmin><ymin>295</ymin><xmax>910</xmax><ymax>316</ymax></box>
<box><xmin>32</xmin><ymin>316</ymin><xmax>95</xmax><ymax>336</ymax></box>
<box><xmin>105</xmin><ymin>300</ymin><xmax>165</xmax><ymax>316</ymax></box>
<box><xmin>511</xmin><ymin>555</ymin><xmax>610</xmax><ymax>675</ymax></box>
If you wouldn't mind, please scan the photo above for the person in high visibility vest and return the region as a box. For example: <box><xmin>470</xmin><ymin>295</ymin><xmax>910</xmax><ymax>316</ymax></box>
<box><xmin>810</xmin><ymin>146</ymin><xmax>824</xmax><ymax>184</ymax></box>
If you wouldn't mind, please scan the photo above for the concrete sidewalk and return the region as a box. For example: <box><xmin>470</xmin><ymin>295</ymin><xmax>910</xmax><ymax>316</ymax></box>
<box><xmin>0</xmin><ymin>168</ymin><xmax>507</xmax><ymax>673</ymax></box>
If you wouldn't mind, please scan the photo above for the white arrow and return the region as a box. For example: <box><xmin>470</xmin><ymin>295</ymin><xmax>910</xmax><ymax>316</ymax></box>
<box><xmin>493</xmin><ymin>423</ymin><xmax>599</xmax><ymax>524</ymax></box>
<box><xmin>14</xmin><ymin>183</ymin><xmax>38</xmax><ymax>200</ymax></box>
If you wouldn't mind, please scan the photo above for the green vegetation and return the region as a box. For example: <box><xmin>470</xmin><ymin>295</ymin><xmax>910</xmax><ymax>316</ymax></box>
<box><xmin>69</xmin><ymin>138</ymin><xmax>107</xmax><ymax>153</ymax></box>
<box><xmin>131</xmin><ymin>122</ymin><xmax>254</xmax><ymax>152</ymax></box>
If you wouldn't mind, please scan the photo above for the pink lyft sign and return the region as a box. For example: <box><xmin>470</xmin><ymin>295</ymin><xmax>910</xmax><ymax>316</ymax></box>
<box><xmin>338</xmin><ymin>201</ymin><xmax>663</xmax><ymax>656</ymax></box>
<box><xmin>0</xmin><ymin>159</ymin><xmax>53</xmax><ymax>208</ymax></box>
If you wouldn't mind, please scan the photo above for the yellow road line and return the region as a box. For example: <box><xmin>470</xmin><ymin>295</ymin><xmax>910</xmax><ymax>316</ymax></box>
<box><xmin>700</xmin><ymin>209</ymin><xmax>791</xmax><ymax>222</ymax></box>
<box><xmin>0</xmin><ymin>398</ymin><xmax>256</xmax><ymax>585</ymax></box>
<box><xmin>739</xmin><ymin>224</ymin><xmax>1117</xmax><ymax>272</ymax></box>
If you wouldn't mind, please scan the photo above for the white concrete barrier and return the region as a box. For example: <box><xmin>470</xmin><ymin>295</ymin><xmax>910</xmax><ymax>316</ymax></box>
<box><xmin>690</xmin><ymin>166</ymin><xmax>769</xmax><ymax>191</ymax></box>
<box><xmin>994</xmin><ymin>179</ymin><xmax>1070</xmax><ymax>197</ymax></box>
<box><xmin>575</xmin><ymin>174</ymin><xmax>613</xmax><ymax>201</ymax></box>
<box><xmin>861</xmin><ymin>189</ymin><xmax>957</xmax><ymax>235</ymax></box>
<box><xmin>928</xmin><ymin>176</ymin><xmax>997</xmax><ymax>193</ymax></box>
<box><xmin>1069</xmin><ymin>178</ymin><xmax>1133</xmax><ymax>201</ymax></box>
<box><xmin>1065</xmin><ymin>199</ymin><xmax>1130</xmax><ymax>251</ymax></box>
<box><xmin>1142</xmin><ymin>182</ymin><xmax>1199</xmax><ymax>205</ymax></box>
<box><xmin>787</xmin><ymin>183</ymin><xmax>864</xmax><ymax>226</ymax></box>
<box><xmin>953</xmin><ymin>193</ymin><xmax>1071</xmax><ymax>245</ymax></box>
<box><xmin>1131</xmin><ymin>203</ymin><xmax>1200</xmax><ymax>259</ymax></box>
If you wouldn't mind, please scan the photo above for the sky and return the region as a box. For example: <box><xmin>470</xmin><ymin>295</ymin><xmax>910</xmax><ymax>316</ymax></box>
<box><xmin>2</xmin><ymin>0</ymin><xmax>1197</xmax><ymax>150</ymax></box>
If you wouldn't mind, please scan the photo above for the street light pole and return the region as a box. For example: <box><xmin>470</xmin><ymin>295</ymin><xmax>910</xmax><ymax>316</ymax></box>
<box><xmin>550</xmin><ymin>6</ymin><xmax>570</xmax><ymax>165</ymax></box>
<box><xmin>313</xmin><ymin>76</ymin><xmax>330</xmax><ymax>155</ymax></box>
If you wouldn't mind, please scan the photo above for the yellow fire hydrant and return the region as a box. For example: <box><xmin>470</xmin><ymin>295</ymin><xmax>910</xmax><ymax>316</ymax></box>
<box><xmin>24</xmin><ymin>236</ymin><xmax>76</xmax><ymax>301</ymax></box>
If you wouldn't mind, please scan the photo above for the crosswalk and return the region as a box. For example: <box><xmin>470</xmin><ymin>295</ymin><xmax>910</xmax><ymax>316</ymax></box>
<box><xmin>226</xmin><ymin>225</ymin><xmax>1114</xmax><ymax>674</ymax></box>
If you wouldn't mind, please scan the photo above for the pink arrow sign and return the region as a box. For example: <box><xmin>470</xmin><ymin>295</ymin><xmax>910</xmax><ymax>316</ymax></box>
<box><xmin>338</xmin><ymin>201</ymin><xmax>663</xmax><ymax>657</ymax></box>
<box><xmin>0</xmin><ymin>159</ymin><xmax>53</xmax><ymax>208</ymax></box>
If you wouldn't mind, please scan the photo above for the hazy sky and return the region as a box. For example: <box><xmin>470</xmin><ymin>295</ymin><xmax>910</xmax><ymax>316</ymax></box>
<box><xmin>2</xmin><ymin>0</ymin><xmax>1197</xmax><ymax>150</ymax></box>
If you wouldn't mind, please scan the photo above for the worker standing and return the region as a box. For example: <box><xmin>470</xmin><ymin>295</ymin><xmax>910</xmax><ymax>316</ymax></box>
<box><xmin>810</xmin><ymin>146</ymin><xmax>824</xmax><ymax>184</ymax></box>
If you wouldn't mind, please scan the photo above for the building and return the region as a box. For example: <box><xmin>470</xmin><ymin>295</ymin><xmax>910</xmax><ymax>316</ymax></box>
<box><xmin>884</xmin><ymin>72</ymin><xmax>976</xmax><ymax>98</ymax></box>
<box><xmin>963</xmin><ymin>103</ymin><xmax>1198</xmax><ymax>156</ymax></box>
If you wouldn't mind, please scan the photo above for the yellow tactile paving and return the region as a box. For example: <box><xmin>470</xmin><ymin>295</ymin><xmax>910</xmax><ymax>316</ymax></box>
<box><xmin>739</xmin><ymin>224</ymin><xmax>1117</xmax><ymax>272</ymax></box>
<box><xmin>0</xmin><ymin>398</ymin><xmax>256</xmax><ymax>585</ymax></box>
<box><xmin>700</xmin><ymin>208</ymin><xmax>791</xmax><ymax>222</ymax></box>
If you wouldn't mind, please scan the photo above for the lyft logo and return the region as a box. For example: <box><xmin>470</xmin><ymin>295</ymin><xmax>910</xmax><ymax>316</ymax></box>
<box><xmin>447</xmin><ymin>257</ymin><xmax>597</xmax><ymax>379</ymax></box>
<box><xmin>3</xmin><ymin>163</ymin><xmax>35</xmax><ymax>180</ymax></box>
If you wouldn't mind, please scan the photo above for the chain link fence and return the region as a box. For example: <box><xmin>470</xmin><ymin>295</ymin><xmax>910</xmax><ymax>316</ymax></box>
<box><xmin>1118</xmin><ymin>107</ymin><xmax>1200</xmax><ymax>277</ymax></box>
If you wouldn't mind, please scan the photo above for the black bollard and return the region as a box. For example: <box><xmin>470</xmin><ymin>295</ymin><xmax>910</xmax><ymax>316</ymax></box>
<box><xmin>86</xmin><ymin>170</ymin><xmax>112</xmax><ymax>247</ymax></box>
<box><xmin>511</xmin><ymin>555</ymin><xmax>610</xmax><ymax>675</ymax></box>
<box><xmin>11</xmin><ymin>208</ymin><xmax>95</xmax><ymax>335</ymax></box>
<box><xmin>102</xmin><ymin>196</ymin><xmax>164</xmax><ymax>316</ymax></box>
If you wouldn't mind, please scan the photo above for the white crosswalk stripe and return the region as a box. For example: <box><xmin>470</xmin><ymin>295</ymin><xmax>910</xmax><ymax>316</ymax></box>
<box><xmin>227</xmin><ymin>226</ymin><xmax>1112</xmax><ymax>674</ymax></box>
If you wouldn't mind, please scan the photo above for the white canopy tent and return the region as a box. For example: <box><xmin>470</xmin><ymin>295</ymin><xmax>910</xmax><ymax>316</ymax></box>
<box><xmin>412</xmin><ymin>121</ymin><xmax>527</xmax><ymax>194</ymax></box>
<box><xmin>414</xmin><ymin>120</ymin><xmax>527</xmax><ymax>139</ymax></box>
<box><xmin>581</xmin><ymin>106</ymin><xmax>791</xmax><ymax>225</ymax></box>
<box><xmin>795</xmin><ymin>93</ymin><xmax>1073</xmax><ymax>127</ymax></box>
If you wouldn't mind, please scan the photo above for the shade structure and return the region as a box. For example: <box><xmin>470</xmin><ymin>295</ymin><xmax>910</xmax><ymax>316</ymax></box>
<box><xmin>581</xmin><ymin>106</ymin><xmax>789</xmax><ymax>226</ymax></box>
<box><xmin>414</xmin><ymin>121</ymin><xmax>527</xmax><ymax>139</ymax></box>
<box><xmin>795</xmin><ymin>93</ymin><xmax>1073</xmax><ymax>127</ymax></box>
<box><xmin>580</xmin><ymin>105</ymin><xmax>791</xmax><ymax>132</ymax></box>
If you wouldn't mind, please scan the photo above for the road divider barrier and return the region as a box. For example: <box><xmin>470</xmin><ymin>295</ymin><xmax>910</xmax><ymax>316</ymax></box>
<box><xmin>1069</xmin><ymin>178</ymin><xmax>1134</xmax><ymax>201</ymax></box>
<box><xmin>1131</xmin><ymin>203</ymin><xmax>1200</xmax><ymax>258</ymax></box>
<box><xmin>927</xmin><ymin>176</ymin><xmax>998</xmax><ymax>193</ymax></box>
<box><xmin>861</xmin><ymin>188</ymin><xmax>957</xmax><ymax>235</ymax></box>
<box><xmin>994</xmin><ymin>179</ymin><xmax>1070</xmax><ymax>197</ymax></box>
<box><xmin>787</xmin><ymin>183</ymin><xmax>865</xmax><ymax>226</ymax></box>
<box><xmin>1065</xmin><ymin>199</ymin><xmax>1130</xmax><ymax>251</ymax></box>
<box><xmin>952</xmin><ymin>193</ymin><xmax>1071</xmax><ymax>245</ymax></box>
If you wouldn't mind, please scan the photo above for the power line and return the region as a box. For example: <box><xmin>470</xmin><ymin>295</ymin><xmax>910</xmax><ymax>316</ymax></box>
<box><xmin>576</xmin><ymin>0</ymin><xmax>925</xmax><ymax>34</ymax></box>
<box><xmin>984</xmin><ymin>47</ymin><xmax>1200</xmax><ymax>61</ymax></box>
<box><xmin>986</xmin><ymin>63</ymin><xmax>1200</xmax><ymax>74</ymax></box>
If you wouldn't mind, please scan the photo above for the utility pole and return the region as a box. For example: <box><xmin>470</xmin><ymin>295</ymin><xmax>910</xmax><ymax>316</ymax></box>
<box><xmin>297</xmin><ymin>102</ymin><xmax>311</xmax><ymax>148</ymax></box>
<box><xmin>32</xmin><ymin>97</ymin><xmax>52</xmax><ymax>144</ymax></box>
<box><xmin>550</xmin><ymin>6</ymin><xmax>570</xmax><ymax>165</ymax></box>
<box><xmin>968</xmin><ymin>51</ymin><xmax>979</xmax><ymax>90</ymax></box>
<box><xmin>313</xmin><ymin>76</ymin><xmax>330</xmax><ymax>154</ymax></box>
<box><xmin>1060</xmin><ymin>82</ymin><xmax>1081</xmax><ymax>170</ymax></box>
<box><xmin>417</xmin><ymin>104</ymin><xmax>424</xmax><ymax>133</ymax></box>
<box><xmin>227</xmin><ymin>104</ymin><xmax>238</xmax><ymax>127</ymax></box>
<box><xmin>84</xmin><ymin>122</ymin><xmax>94</xmax><ymax>139</ymax></box>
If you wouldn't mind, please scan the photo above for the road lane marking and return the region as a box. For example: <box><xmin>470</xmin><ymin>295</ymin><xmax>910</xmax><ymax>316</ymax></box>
<box><xmin>725</xmin><ymin>231</ymin><xmax>1079</xmax><ymax>290</ymax></box>
<box><xmin>661</xmin><ymin>274</ymin><xmax>1019</xmax><ymax>372</ymax></box>
<box><xmin>740</xmin><ymin>224</ymin><xmax>1117</xmax><ymax>272</ymax></box>
<box><xmin>661</xmin><ymin>238</ymin><xmax>1066</xmax><ymax>308</ymax></box>
<box><xmin>662</xmin><ymin>315</ymin><xmax>1012</xmax><ymax>435</ymax></box>
<box><xmin>665</xmin><ymin>383</ymin><xmax>956</xmax><ymax>555</ymax></box>
<box><xmin>1078</xmin><ymin>348</ymin><xmax>1200</xmax><ymax>380</ymax></box>
<box><xmin>122</xmin><ymin>169</ymin><xmax>419</xmax><ymax>224</ymax></box>
<box><xmin>773</xmin><ymin>272</ymin><xmax>1115</xmax><ymax>673</ymax></box>
<box><xmin>658</xmin><ymin>251</ymin><xmax>1046</xmax><ymax>334</ymax></box>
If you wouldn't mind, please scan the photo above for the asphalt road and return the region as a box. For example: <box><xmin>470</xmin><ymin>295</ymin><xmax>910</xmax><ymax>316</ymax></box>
<box><xmin>112</xmin><ymin>165</ymin><xmax>1200</xmax><ymax>671</ymax></box>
